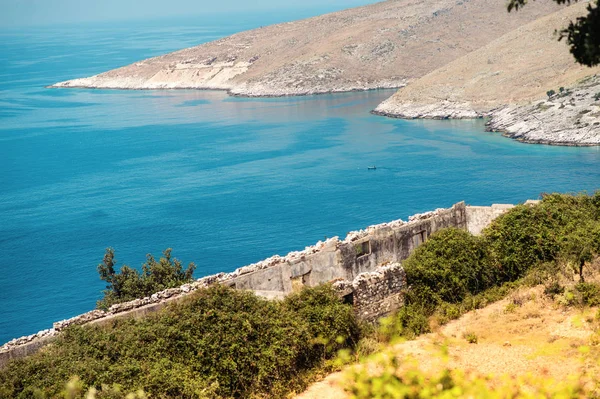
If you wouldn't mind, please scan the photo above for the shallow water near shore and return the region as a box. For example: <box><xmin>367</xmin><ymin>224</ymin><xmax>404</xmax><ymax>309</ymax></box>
<box><xmin>1</xmin><ymin>14</ymin><xmax>599</xmax><ymax>345</ymax></box>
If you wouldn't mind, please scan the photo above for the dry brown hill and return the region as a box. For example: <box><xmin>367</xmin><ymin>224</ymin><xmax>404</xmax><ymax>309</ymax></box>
<box><xmin>374</xmin><ymin>2</ymin><xmax>600</xmax><ymax>119</ymax></box>
<box><xmin>52</xmin><ymin>0</ymin><xmax>561</xmax><ymax>96</ymax></box>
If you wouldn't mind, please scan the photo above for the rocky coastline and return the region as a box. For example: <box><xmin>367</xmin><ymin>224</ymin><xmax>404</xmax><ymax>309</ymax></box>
<box><xmin>372</xmin><ymin>82</ymin><xmax>600</xmax><ymax>146</ymax></box>
<box><xmin>49</xmin><ymin>1</ymin><xmax>599</xmax><ymax>146</ymax></box>
<box><xmin>484</xmin><ymin>75</ymin><xmax>600</xmax><ymax>146</ymax></box>
<box><xmin>372</xmin><ymin>101</ymin><xmax>485</xmax><ymax>120</ymax></box>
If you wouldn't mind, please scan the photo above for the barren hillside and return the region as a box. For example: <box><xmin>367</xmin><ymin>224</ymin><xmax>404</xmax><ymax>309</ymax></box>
<box><xmin>52</xmin><ymin>0</ymin><xmax>560</xmax><ymax>96</ymax></box>
<box><xmin>374</xmin><ymin>1</ymin><xmax>600</xmax><ymax>120</ymax></box>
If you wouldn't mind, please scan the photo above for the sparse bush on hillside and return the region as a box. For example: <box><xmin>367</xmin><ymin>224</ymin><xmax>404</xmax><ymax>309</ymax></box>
<box><xmin>97</xmin><ymin>248</ymin><xmax>196</xmax><ymax>309</ymax></box>
<box><xmin>463</xmin><ymin>331</ymin><xmax>479</xmax><ymax>344</ymax></box>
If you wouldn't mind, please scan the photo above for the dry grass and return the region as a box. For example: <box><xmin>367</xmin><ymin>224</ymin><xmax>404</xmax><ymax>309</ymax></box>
<box><xmin>54</xmin><ymin>0</ymin><xmax>562</xmax><ymax>96</ymax></box>
<box><xmin>296</xmin><ymin>281</ymin><xmax>600</xmax><ymax>399</ymax></box>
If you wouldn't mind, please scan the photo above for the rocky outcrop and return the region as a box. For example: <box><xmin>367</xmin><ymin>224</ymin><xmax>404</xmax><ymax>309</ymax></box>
<box><xmin>51</xmin><ymin>0</ymin><xmax>561</xmax><ymax>96</ymax></box>
<box><xmin>486</xmin><ymin>75</ymin><xmax>600</xmax><ymax>146</ymax></box>
<box><xmin>373</xmin><ymin>2</ymin><xmax>600</xmax><ymax>145</ymax></box>
<box><xmin>373</xmin><ymin>101</ymin><xmax>482</xmax><ymax>120</ymax></box>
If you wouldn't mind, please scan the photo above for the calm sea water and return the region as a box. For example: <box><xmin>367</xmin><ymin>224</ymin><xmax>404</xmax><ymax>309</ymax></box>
<box><xmin>1</xmin><ymin>13</ymin><xmax>599</xmax><ymax>345</ymax></box>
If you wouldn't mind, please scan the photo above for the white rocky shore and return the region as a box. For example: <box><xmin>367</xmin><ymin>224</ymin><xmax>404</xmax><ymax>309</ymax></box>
<box><xmin>373</xmin><ymin>75</ymin><xmax>600</xmax><ymax>146</ymax></box>
<box><xmin>373</xmin><ymin>101</ymin><xmax>483</xmax><ymax>120</ymax></box>
<box><xmin>486</xmin><ymin>75</ymin><xmax>600</xmax><ymax>146</ymax></box>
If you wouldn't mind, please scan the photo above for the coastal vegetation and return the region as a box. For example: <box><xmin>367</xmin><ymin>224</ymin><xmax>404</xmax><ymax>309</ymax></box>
<box><xmin>97</xmin><ymin>248</ymin><xmax>196</xmax><ymax>309</ymax></box>
<box><xmin>0</xmin><ymin>285</ymin><xmax>359</xmax><ymax>398</ymax></box>
<box><xmin>341</xmin><ymin>193</ymin><xmax>600</xmax><ymax>399</ymax></box>
<box><xmin>1</xmin><ymin>192</ymin><xmax>599</xmax><ymax>398</ymax></box>
<box><xmin>387</xmin><ymin>192</ymin><xmax>600</xmax><ymax>339</ymax></box>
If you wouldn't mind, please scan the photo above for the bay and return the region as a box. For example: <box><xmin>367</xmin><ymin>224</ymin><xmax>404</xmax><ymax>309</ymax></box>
<box><xmin>0</xmin><ymin>11</ymin><xmax>599</xmax><ymax>345</ymax></box>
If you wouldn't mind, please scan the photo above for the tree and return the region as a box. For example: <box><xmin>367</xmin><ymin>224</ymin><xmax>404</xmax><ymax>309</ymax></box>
<box><xmin>97</xmin><ymin>248</ymin><xmax>196</xmax><ymax>309</ymax></box>
<box><xmin>563</xmin><ymin>224</ymin><xmax>600</xmax><ymax>282</ymax></box>
<box><xmin>507</xmin><ymin>0</ymin><xmax>600</xmax><ymax>66</ymax></box>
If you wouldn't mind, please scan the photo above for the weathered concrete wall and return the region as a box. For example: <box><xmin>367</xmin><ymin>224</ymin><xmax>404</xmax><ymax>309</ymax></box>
<box><xmin>1</xmin><ymin>200</ymin><xmax>500</xmax><ymax>368</ymax></box>
<box><xmin>466</xmin><ymin>204</ymin><xmax>515</xmax><ymax>235</ymax></box>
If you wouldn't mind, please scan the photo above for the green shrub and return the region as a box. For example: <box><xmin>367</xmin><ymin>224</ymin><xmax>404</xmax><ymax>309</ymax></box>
<box><xmin>403</xmin><ymin>228</ymin><xmax>495</xmax><ymax>308</ymax></box>
<box><xmin>463</xmin><ymin>331</ymin><xmax>478</xmax><ymax>344</ymax></box>
<box><xmin>544</xmin><ymin>281</ymin><xmax>565</xmax><ymax>298</ymax></box>
<box><xmin>97</xmin><ymin>248</ymin><xmax>196</xmax><ymax>309</ymax></box>
<box><xmin>283</xmin><ymin>284</ymin><xmax>361</xmax><ymax>361</ymax></box>
<box><xmin>574</xmin><ymin>282</ymin><xmax>600</xmax><ymax>306</ymax></box>
<box><xmin>504</xmin><ymin>302</ymin><xmax>519</xmax><ymax>313</ymax></box>
<box><xmin>0</xmin><ymin>285</ymin><xmax>359</xmax><ymax>399</ymax></box>
<box><xmin>484</xmin><ymin>193</ymin><xmax>600</xmax><ymax>282</ymax></box>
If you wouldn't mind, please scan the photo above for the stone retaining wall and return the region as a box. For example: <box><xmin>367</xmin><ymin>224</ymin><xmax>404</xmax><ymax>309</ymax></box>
<box><xmin>1</xmin><ymin>200</ymin><xmax>516</xmax><ymax>368</ymax></box>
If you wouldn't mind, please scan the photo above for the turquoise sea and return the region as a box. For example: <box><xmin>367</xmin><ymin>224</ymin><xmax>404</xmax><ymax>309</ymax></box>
<box><xmin>1</xmin><ymin>11</ymin><xmax>599</xmax><ymax>345</ymax></box>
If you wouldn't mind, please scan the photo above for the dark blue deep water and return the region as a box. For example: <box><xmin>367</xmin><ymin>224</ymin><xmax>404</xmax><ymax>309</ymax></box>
<box><xmin>1</xmin><ymin>13</ymin><xmax>599</xmax><ymax>345</ymax></box>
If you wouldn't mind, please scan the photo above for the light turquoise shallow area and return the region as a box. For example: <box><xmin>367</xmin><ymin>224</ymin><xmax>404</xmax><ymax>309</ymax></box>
<box><xmin>0</xmin><ymin>13</ymin><xmax>599</xmax><ymax>344</ymax></box>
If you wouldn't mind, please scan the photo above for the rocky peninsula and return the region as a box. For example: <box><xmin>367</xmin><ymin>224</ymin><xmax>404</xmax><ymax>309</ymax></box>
<box><xmin>52</xmin><ymin>0</ymin><xmax>559</xmax><ymax>95</ymax></box>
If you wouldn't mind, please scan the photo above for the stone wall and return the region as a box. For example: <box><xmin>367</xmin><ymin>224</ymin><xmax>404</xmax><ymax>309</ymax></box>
<box><xmin>226</xmin><ymin>202</ymin><xmax>466</xmax><ymax>296</ymax></box>
<box><xmin>1</xmin><ymin>200</ymin><xmax>517</xmax><ymax>368</ymax></box>
<box><xmin>334</xmin><ymin>263</ymin><xmax>406</xmax><ymax>322</ymax></box>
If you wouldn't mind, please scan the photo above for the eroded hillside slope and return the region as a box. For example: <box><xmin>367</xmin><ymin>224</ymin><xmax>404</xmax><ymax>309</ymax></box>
<box><xmin>52</xmin><ymin>0</ymin><xmax>560</xmax><ymax>96</ymax></box>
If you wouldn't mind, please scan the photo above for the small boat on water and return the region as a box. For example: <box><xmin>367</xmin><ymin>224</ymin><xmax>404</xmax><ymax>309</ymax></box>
<box><xmin>367</xmin><ymin>166</ymin><xmax>377</xmax><ymax>170</ymax></box>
